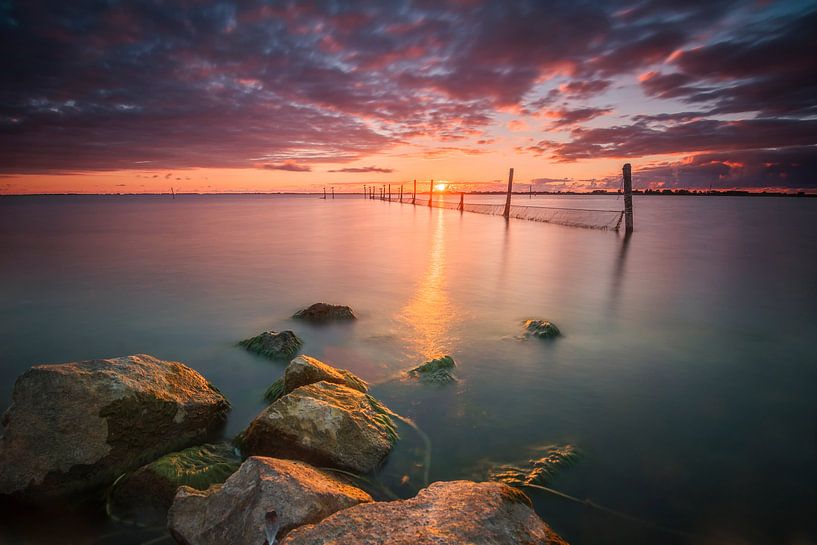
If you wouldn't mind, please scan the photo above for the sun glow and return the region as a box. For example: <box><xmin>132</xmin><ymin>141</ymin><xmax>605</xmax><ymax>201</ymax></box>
<box><xmin>435</xmin><ymin>182</ymin><xmax>448</xmax><ymax>192</ymax></box>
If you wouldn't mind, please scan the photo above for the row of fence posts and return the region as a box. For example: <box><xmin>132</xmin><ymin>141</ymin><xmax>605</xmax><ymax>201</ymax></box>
<box><xmin>362</xmin><ymin>163</ymin><xmax>634</xmax><ymax>233</ymax></box>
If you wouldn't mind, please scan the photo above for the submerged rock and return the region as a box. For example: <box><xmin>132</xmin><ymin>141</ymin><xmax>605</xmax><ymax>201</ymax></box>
<box><xmin>241</xmin><ymin>381</ymin><xmax>397</xmax><ymax>473</ymax></box>
<box><xmin>489</xmin><ymin>444</ymin><xmax>580</xmax><ymax>488</ymax></box>
<box><xmin>293</xmin><ymin>303</ymin><xmax>356</xmax><ymax>323</ymax></box>
<box><xmin>0</xmin><ymin>354</ymin><xmax>230</xmax><ymax>499</ymax></box>
<box><xmin>407</xmin><ymin>355</ymin><xmax>457</xmax><ymax>384</ymax></box>
<box><xmin>280</xmin><ymin>480</ymin><xmax>568</xmax><ymax>545</ymax></box>
<box><xmin>108</xmin><ymin>442</ymin><xmax>241</xmax><ymax>525</ymax></box>
<box><xmin>264</xmin><ymin>355</ymin><xmax>368</xmax><ymax>403</ymax></box>
<box><xmin>523</xmin><ymin>319</ymin><xmax>561</xmax><ymax>339</ymax></box>
<box><xmin>239</xmin><ymin>330</ymin><xmax>303</xmax><ymax>360</ymax></box>
<box><xmin>168</xmin><ymin>456</ymin><xmax>372</xmax><ymax>545</ymax></box>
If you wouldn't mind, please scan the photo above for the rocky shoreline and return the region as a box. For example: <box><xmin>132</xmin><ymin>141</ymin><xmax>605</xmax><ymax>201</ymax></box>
<box><xmin>0</xmin><ymin>304</ymin><xmax>567</xmax><ymax>544</ymax></box>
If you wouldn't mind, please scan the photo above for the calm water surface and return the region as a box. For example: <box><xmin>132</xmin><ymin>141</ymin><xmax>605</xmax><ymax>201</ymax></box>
<box><xmin>1</xmin><ymin>194</ymin><xmax>816</xmax><ymax>544</ymax></box>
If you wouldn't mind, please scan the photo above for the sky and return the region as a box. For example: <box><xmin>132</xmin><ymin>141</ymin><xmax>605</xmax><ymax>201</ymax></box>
<box><xmin>1</xmin><ymin>0</ymin><xmax>816</xmax><ymax>194</ymax></box>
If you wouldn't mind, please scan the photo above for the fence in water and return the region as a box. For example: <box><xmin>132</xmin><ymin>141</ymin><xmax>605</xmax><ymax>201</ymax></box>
<box><xmin>365</xmin><ymin>165</ymin><xmax>634</xmax><ymax>232</ymax></box>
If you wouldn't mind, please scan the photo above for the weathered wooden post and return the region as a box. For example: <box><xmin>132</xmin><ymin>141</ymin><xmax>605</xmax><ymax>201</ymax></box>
<box><xmin>458</xmin><ymin>192</ymin><xmax>464</xmax><ymax>212</ymax></box>
<box><xmin>388</xmin><ymin>184</ymin><xmax>391</xmax><ymax>202</ymax></box>
<box><xmin>623</xmin><ymin>163</ymin><xmax>634</xmax><ymax>233</ymax></box>
<box><xmin>428</xmin><ymin>180</ymin><xmax>433</xmax><ymax>207</ymax></box>
<box><xmin>502</xmin><ymin>168</ymin><xmax>514</xmax><ymax>219</ymax></box>
<box><xmin>331</xmin><ymin>187</ymin><xmax>335</xmax><ymax>199</ymax></box>
<box><xmin>413</xmin><ymin>179</ymin><xmax>417</xmax><ymax>204</ymax></box>
<box><xmin>323</xmin><ymin>187</ymin><xmax>327</xmax><ymax>199</ymax></box>
<box><xmin>400</xmin><ymin>184</ymin><xmax>403</xmax><ymax>202</ymax></box>
<box><xmin>529</xmin><ymin>185</ymin><xmax>532</xmax><ymax>199</ymax></box>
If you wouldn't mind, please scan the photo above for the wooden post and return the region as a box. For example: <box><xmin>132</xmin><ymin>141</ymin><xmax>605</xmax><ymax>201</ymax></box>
<box><xmin>323</xmin><ymin>187</ymin><xmax>326</xmax><ymax>199</ymax></box>
<box><xmin>502</xmin><ymin>168</ymin><xmax>514</xmax><ymax>219</ymax></box>
<box><xmin>331</xmin><ymin>187</ymin><xmax>335</xmax><ymax>199</ymax></box>
<box><xmin>400</xmin><ymin>184</ymin><xmax>403</xmax><ymax>202</ymax></box>
<box><xmin>413</xmin><ymin>179</ymin><xmax>417</xmax><ymax>204</ymax></box>
<box><xmin>388</xmin><ymin>184</ymin><xmax>391</xmax><ymax>202</ymax></box>
<box><xmin>623</xmin><ymin>163</ymin><xmax>634</xmax><ymax>233</ymax></box>
<box><xmin>529</xmin><ymin>185</ymin><xmax>532</xmax><ymax>199</ymax></box>
<box><xmin>428</xmin><ymin>180</ymin><xmax>433</xmax><ymax>207</ymax></box>
<box><xmin>458</xmin><ymin>192</ymin><xmax>464</xmax><ymax>211</ymax></box>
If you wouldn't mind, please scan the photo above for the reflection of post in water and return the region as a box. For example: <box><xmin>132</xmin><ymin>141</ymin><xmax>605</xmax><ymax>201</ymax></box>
<box><xmin>399</xmin><ymin>208</ymin><xmax>454</xmax><ymax>358</ymax></box>
<box><xmin>608</xmin><ymin>231</ymin><xmax>632</xmax><ymax>314</ymax></box>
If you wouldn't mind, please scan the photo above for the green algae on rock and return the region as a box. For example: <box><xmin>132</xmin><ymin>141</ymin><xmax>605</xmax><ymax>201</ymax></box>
<box><xmin>522</xmin><ymin>319</ymin><xmax>561</xmax><ymax>339</ymax></box>
<box><xmin>407</xmin><ymin>355</ymin><xmax>457</xmax><ymax>384</ymax></box>
<box><xmin>108</xmin><ymin>442</ymin><xmax>241</xmax><ymax>525</ymax></box>
<box><xmin>489</xmin><ymin>444</ymin><xmax>580</xmax><ymax>488</ymax></box>
<box><xmin>239</xmin><ymin>330</ymin><xmax>303</xmax><ymax>360</ymax></box>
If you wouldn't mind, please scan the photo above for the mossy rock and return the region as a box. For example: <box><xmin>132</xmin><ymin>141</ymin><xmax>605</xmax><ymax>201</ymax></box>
<box><xmin>407</xmin><ymin>355</ymin><xmax>457</xmax><ymax>384</ymax></box>
<box><xmin>263</xmin><ymin>355</ymin><xmax>368</xmax><ymax>403</ymax></box>
<box><xmin>489</xmin><ymin>444</ymin><xmax>580</xmax><ymax>488</ymax></box>
<box><xmin>522</xmin><ymin>319</ymin><xmax>561</xmax><ymax>339</ymax></box>
<box><xmin>108</xmin><ymin>442</ymin><xmax>241</xmax><ymax>525</ymax></box>
<box><xmin>239</xmin><ymin>330</ymin><xmax>303</xmax><ymax>359</ymax></box>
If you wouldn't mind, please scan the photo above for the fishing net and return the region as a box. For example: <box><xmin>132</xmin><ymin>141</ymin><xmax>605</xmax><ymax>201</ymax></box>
<box><xmin>389</xmin><ymin>196</ymin><xmax>624</xmax><ymax>231</ymax></box>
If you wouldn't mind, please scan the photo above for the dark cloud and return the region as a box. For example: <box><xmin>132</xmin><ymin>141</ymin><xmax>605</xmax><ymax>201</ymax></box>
<box><xmin>527</xmin><ymin>118</ymin><xmax>817</xmax><ymax>161</ymax></box>
<box><xmin>639</xmin><ymin>8</ymin><xmax>817</xmax><ymax>117</ymax></box>
<box><xmin>328</xmin><ymin>166</ymin><xmax>394</xmax><ymax>173</ymax></box>
<box><xmin>545</xmin><ymin>106</ymin><xmax>613</xmax><ymax>129</ymax></box>
<box><xmin>636</xmin><ymin>147</ymin><xmax>817</xmax><ymax>189</ymax></box>
<box><xmin>260</xmin><ymin>161</ymin><xmax>312</xmax><ymax>172</ymax></box>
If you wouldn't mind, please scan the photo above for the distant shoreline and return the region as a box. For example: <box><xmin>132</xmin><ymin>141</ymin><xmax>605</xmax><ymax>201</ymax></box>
<box><xmin>1</xmin><ymin>190</ymin><xmax>815</xmax><ymax>198</ymax></box>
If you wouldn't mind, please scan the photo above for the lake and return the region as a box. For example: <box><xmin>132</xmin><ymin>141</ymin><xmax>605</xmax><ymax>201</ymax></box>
<box><xmin>1</xmin><ymin>194</ymin><xmax>816</xmax><ymax>544</ymax></box>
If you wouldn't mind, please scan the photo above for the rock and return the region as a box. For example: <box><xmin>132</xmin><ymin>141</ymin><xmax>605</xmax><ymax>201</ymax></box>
<box><xmin>264</xmin><ymin>355</ymin><xmax>368</xmax><ymax>403</ymax></box>
<box><xmin>285</xmin><ymin>355</ymin><xmax>367</xmax><ymax>394</ymax></box>
<box><xmin>293</xmin><ymin>303</ymin><xmax>356</xmax><ymax>323</ymax></box>
<box><xmin>280</xmin><ymin>480</ymin><xmax>569</xmax><ymax>545</ymax></box>
<box><xmin>239</xmin><ymin>330</ymin><xmax>303</xmax><ymax>360</ymax></box>
<box><xmin>108</xmin><ymin>442</ymin><xmax>241</xmax><ymax>525</ymax></box>
<box><xmin>0</xmin><ymin>354</ymin><xmax>230</xmax><ymax>499</ymax></box>
<box><xmin>241</xmin><ymin>381</ymin><xmax>397</xmax><ymax>473</ymax></box>
<box><xmin>523</xmin><ymin>319</ymin><xmax>561</xmax><ymax>339</ymax></box>
<box><xmin>168</xmin><ymin>456</ymin><xmax>372</xmax><ymax>545</ymax></box>
<box><xmin>407</xmin><ymin>355</ymin><xmax>457</xmax><ymax>384</ymax></box>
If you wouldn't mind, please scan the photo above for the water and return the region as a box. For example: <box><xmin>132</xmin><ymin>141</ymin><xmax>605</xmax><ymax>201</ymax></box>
<box><xmin>1</xmin><ymin>194</ymin><xmax>816</xmax><ymax>545</ymax></box>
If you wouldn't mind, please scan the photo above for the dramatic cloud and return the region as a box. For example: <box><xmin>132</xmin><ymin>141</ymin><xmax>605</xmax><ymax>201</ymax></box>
<box><xmin>0</xmin><ymin>0</ymin><xmax>814</xmax><ymax>189</ymax></box>
<box><xmin>328</xmin><ymin>166</ymin><xmax>394</xmax><ymax>173</ymax></box>
<box><xmin>260</xmin><ymin>161</ymin><xmax>312</xmax><ymax>172</ymax></box>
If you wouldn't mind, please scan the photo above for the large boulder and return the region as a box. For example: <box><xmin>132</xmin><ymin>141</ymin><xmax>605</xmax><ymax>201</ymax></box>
<box><xmin>0</xmin><ymin>354</ymin><xmax>230</xmax><ymax>499</ymax></box>
<box><xmin>107</xmin><ymin>442</ymin><xmax>241</xmax><ymax>525</ymax></box>
<box><xmin>280</xmin><ymin>480</ymin><xmax>568</xmax><ymax>545</ymax></box>
<box><xmin>239</xmin><ymin>330</ymin><xmax>303</xmax><ymax>360</ymax></box>
<box><xmin>293</xmin><ymin>303</ymin><xmax>356</xmax><ymax>323</ymax></box>
<box><xmin>168</xmin><ymin>456</ymin><xmax>372</xmax><ymax>545</ymax></box>
<box><xmin>241</xmin><ymin>381</ymin><xmax>397</xmax><ymax>473</ymax></box>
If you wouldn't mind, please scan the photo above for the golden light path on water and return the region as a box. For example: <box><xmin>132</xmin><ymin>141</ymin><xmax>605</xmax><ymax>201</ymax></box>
<box><xmin>398</xmin><ymin>203</ymin><xmax>457</xmax><ymax>359</ymax></box>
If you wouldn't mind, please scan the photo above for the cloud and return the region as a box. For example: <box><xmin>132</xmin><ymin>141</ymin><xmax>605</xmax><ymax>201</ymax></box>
<box><xmin>0</xmin><ymin>0</ymin><xmax>814</xmax><ymax>190</ymax></box>
<box><xmin>260</xmin><ymin>161</ymin><xmax>312</xmax><ymax>172</ymax></box>
<box><xmin>328</xmin><ymin>166</ymin><xmax>394</xmax><ymax>173</ymax></box>
<box><xmin>526</xmin><ymin>118</ymin><xmax>817</xmax><ymax>161</ymax></box>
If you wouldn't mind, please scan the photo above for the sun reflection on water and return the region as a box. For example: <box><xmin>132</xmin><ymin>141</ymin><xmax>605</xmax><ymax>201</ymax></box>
<box><xmin>399</xmin><ymin>209</ymin><xmax>457</xmax><ymax>359</ymax></box>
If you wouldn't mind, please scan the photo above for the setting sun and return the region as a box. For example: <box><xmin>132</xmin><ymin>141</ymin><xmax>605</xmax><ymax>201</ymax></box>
<box><xmin>435</xmin><ymin>183</ymin><xmax>448</xmax><ymax>192</ymax></box>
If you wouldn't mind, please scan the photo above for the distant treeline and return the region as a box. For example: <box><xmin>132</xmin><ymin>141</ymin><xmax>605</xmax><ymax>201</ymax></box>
<box><xmin>470</xmin><ymin>189</ymin><xmax>816</xmax><ymax>197</ymax></box>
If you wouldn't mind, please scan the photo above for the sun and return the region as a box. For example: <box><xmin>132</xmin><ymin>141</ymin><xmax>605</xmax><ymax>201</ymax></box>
<box><xmin>435</xmin><ymin>182</ymin><xmax>448</xmax><ymax>192</ymax></box>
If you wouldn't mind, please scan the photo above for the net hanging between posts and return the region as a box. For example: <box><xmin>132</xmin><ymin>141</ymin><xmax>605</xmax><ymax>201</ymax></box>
<box><xmin>392</xmin><ymin>196</ymin><xmax>624</xmax><ymax>231</ymax></box>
